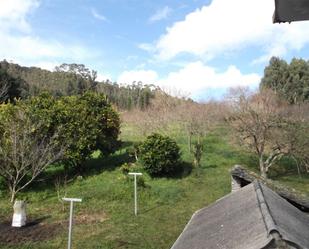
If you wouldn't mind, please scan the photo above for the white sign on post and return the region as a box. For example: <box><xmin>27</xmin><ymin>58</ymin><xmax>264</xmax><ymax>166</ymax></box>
<box><xmin>62</xmin><ymin>197</ymin><xmax>82</xmax><ymax>249</ymax></box>
<box><xmin>128</xmin><ymin>172</ymin><xmax>142</xmax><ymax>216</ymax></box>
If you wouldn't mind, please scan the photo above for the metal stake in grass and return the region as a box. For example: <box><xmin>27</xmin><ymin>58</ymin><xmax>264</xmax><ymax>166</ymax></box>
<box><xmin>62</xmin><ymin>197</ymin><xmax>82</xmax><ymax>249</ymax></box>
<box><xmin>128</xmin><ymin>172</ymin><xmax>142</xmax><ymax>216</ymax></box>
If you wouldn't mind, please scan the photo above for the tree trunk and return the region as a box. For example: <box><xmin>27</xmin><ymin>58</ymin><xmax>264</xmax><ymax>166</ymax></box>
<box><xmin>259</xmin><ymin>158</ymin><xmax>268</xmax><ymax>179</ymax></box>
<box><xmin>10</xmin><ymin>189</ymin><xmax>16</xmax><ymax>203</ymax></box>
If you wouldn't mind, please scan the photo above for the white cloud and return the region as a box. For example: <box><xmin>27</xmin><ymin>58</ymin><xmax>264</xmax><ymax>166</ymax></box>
<box><xmin>0</xmin><ymin>32</ymin><xmax>97</xmax><ymax>65</ymax></box>
<box><xmin>155</xmin><ymin>0</ymin><xmax>309</xmax><ymax>61</ymax></box>
<box><xmin>157</xmin><ymin>61</ymin><xmax>260</xmax><ymax>97</ymax></box>
<box><xmin>0</xmin><ymin>0</ymin><xmax>39</xmax><ymax>33</ymax></box>
<box><xmin>91</xmin><ymin>8</ymin><xmax>108</xmax><ymax>22</ymax></box>
<box><xmin>252</xmin><ymin>45</ymin><xmax>287</xmax><ymax>65</ymax></box>
<box><xmin>117</xmin><ymin>70</ymin><xmax>158</xmax><ymax>84</ymax></box>
<box><xmin>117</xmin><ymin>62</ymin><xmax>260</xmax><ymax>99</ymax></box>
<box><xmin>149</xmin><ymin>6</ymin><xmax>172</xmax><ymax>23</ymax></box>
<box><xmin>138</xmin><ymin>43</ymin><xmax>155</xmax><ymax>53</ymax></box>
<box><xmin>0</xmin><ymin>0</ymin><xmax>99</xmax><ymax>69</ymax></box>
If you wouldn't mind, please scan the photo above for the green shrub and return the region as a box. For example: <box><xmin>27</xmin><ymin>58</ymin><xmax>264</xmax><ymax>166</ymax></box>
<box><xmin>119</xmin><ymin>163</ymin><xmax>131</xmax><ymax>175</ymax></box>
<box><xmin>126</xmin><ymin>142</ymin><xmax>141</xmax><ymax>161</ymax></box>
<box><xmin>136</xmin><ymin>176</ymin><xmax>146</xmax><ymax>188</ymax></box>
<box><xmin>139</xmin><ymin>133</ymin><xmax>181</xmax><ymax>176</ymax></box>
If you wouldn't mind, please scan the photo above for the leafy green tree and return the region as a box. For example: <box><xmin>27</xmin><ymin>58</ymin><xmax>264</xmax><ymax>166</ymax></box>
<box><xmin>285</xmin><ymin>58</ymin><xmax>309</xmax><ymax>104</ymax></box>
<box><xmin>0</xmin><ymin>69</ymin><xmax>28</xmax><ymax>102</ymax></box>
<box><xmin>55</xmin><ymin>63</ymin><xmax>98</xmax><ymax>92</ymax></box>
<box><xmin>260</xmin><ymin>57</ymin><xmax>309</xmax><ymax>104</ymax></box>
<box><xmin>139</xmin><ymin>133</ymin><xmax>181</xmax><ymax>176</ymax></box>
<box><xmin>260</xmin><ymin>57</ymin><xmax>289</xmax><ymax>95</ymax></box>
<box><xmin>23</xmin><ymin>92</ymin><xmax>120</xmax><ymax>171</ymax></box>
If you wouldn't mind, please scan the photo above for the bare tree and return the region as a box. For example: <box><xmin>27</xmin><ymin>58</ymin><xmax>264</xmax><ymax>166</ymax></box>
<box><xmin>122</xmin><ymin>90</ymin><xmax>183</xmax><ymax>137</ymax></box>
<box><xmin>0</xmin><ymin>108</ymin><xmax>65</xmax><ymax>202</ymax></box>
<box><xmin>280</xmin><ymin>103</ymin><xmax>309</xmax><ymax>175</ymax></box>
<box><xmin>176</xmin><ymin>100</ymin><xmax>222</xmax><ymax>152</ymax></box>
<box><xmin>227</xmin><ymin>89</ymin><xmax>289</xmax><ymax>178</ymax></box>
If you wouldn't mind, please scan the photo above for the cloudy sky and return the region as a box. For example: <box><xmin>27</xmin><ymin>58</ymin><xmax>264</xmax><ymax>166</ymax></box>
<box><xmin>1</xmin><ymin>0</ymin><xmax>309</xmax><ymax>100</ymax></box>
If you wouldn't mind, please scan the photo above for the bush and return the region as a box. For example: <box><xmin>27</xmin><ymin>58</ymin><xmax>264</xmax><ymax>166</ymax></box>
<box><xmin>136</xmin><ymin>176</ymin><xmax>147</xmax><ymax>188</ymax></box>
<box><xmin>139</xmin><ymin>133</ymin><xmax>181</xmax><ymax>176</ymax></box>
<box><xmin>24</xmin><ymin>92</ymin><xmax>120</xmax><ymax>171</ymax></box>
<box><xmin>119</xmin><ymin>163</ymin><xmax>131</xmax><ymax>174</ymax></box>
<box><xmin>126</xmin><ymin>142</ymin><xmax>141</xmax><ymax>161</ymax></box>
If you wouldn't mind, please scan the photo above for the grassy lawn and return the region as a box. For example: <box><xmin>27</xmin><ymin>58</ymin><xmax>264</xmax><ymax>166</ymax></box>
<box><xmin>0</xmin><ymin>124</ymin><xmax>307</xmax><ymax>248</ymax></box>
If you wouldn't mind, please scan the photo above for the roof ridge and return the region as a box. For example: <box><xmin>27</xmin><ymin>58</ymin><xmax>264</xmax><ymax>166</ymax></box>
<box><xmin>254</xmin><ymin>181</ymin><xmax>278</xmax><ymax>236</ymax></box>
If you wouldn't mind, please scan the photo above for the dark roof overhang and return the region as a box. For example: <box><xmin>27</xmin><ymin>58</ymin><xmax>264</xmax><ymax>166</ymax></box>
<box><xmin>273</xmin><ymin>0</ymin><xmax>309</xmax><ymax>23</ymax></box>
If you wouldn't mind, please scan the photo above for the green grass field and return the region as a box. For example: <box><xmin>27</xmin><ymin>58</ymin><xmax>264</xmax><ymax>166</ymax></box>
<box><xmin>0</xmin><ymin>123</ymin><xmax>307</xmax><ymax>249</ymax></box>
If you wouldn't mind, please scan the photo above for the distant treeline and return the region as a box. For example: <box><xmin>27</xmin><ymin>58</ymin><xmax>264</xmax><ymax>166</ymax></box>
<box><xmin>97</xmin><ymin>81</ymin><xmax>155</xmax><ymax>110</ymax></box>
<box><xmin>2</xmin><ymin>57</ymin><xmax>309</xmax><ymax>110</ymax></box>
<box><xmin>0</xmin><ymin>60</ymin><xmax>156</xmax><ymax>110</ymax></box>
<box><xmin>260</xmin><ymin>57</ymin><xmax>309</xmax><ymax>104</ymax></box>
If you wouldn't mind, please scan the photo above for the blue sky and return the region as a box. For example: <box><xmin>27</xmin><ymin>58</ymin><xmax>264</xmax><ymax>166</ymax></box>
<box><xmin>1</xmin><ymin>0</ymin><xmax>309</xmax><ymax>100</ymax></box>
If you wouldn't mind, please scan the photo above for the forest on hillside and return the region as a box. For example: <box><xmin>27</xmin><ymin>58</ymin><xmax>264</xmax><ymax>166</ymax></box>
<box><xmin>0</xmin><ymin>60</ymin><xmax>156</xmax><ymax>110</ymax></box>
<box><xmin>1</xmin><ymin>57</ymin><xmax>309</xmax><ymax>109</ymax></box>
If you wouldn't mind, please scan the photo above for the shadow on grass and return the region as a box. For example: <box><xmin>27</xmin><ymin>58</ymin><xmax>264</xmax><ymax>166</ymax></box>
<box><xmin>270</xmin><ymin>158</ymin><xmax>308</xmax><ymax>179</ymax></box>
<box><xmin>147</xmin><ymin>161</ymin><xmax>193</xmax><ymax>180</ymax></box>
<box><xmin>166</xmin><ymin>161</ymin><xmax>193</xmax><ymax>179</ymax></box>
<box><xmin>26</xmin><ymin>141</ymin><xmax>136</xmax><ymax>192</ymax></box>
<box><xmin>140</xmin><ymin>204</ymin><xmax>165</xmax><ymax>214</ymax></box>
<box><xmin>85</xmin><ymin>151</ymin><xmax>134</xmax><ymax>175</ymax></box>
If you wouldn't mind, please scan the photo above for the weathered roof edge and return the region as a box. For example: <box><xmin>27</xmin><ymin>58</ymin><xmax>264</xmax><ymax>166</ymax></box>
<box><xmin>256</xmin><ymin>181</ymin><xmax>309</xmax><ymax>249</ymax></box>
<box><xmin>231</xmin><ymin>165</ymin><xmax>309</xmax><ymax>211</ymax></box>
<box><xmin>254</xmin><ymin>181</ymin><xmax>278</xmax><ymax>235</ymax></box>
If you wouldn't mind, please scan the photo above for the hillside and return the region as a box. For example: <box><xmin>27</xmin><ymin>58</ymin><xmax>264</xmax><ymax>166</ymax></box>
<box><xmin>0</xmin><ymin>61</ymin><xmax>156</xmax><ymax>110</ymax></box>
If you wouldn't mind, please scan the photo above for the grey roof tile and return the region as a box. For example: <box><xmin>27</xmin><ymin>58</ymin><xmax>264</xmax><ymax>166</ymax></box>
<box><xmin>171</xmin><ymin>182</ymin><xmax>309</xmax><ymax>249</ymax></box>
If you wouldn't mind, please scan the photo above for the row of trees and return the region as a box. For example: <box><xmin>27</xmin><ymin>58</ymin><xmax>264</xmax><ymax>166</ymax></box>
<box><xmin>122</xmin><ymin>90</ymin><xmax>224</xmax><ymax>170</ymax></box>
<box><xmin>0</xmin><ymin>92</ymin><xmax>120</xmax><ymax>202</ymax></box>
<box><xmin>123</xmin><ymin>85</ymin><xmax>308</xmax><ymax>179</ymax></box>
<box><xmin>0</xmin><ymin>61</ymin><xmax>98</xmax><ymax>97</ymax></box>
<box><xmin>0</xmin><ymin>60</ymin><xmax>155</xmax><ymax>110</ymax></box>
<box><xmin>97</xmin><ymin>81</ymin><xmax>155</xmax><ymax>110</ymax></box>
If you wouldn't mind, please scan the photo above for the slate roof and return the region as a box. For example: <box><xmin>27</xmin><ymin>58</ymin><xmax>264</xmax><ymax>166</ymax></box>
<box><xmin>171</xmin><ymin>181</ymin><xmax>309</xmax><ymax>249</ymax></box>
<box><xmin>273</xmin><ymin>0</ymin><xmax>309</xmax><ymax>23</ymax></box>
